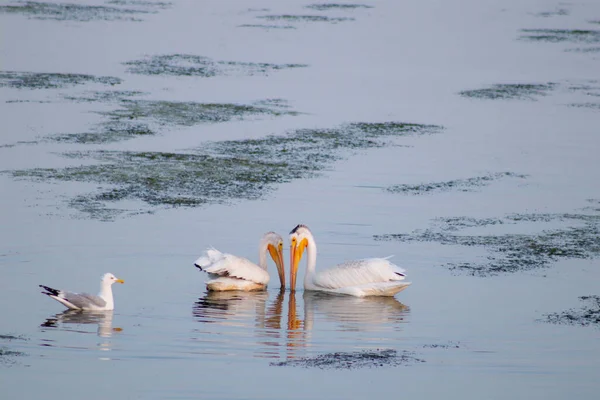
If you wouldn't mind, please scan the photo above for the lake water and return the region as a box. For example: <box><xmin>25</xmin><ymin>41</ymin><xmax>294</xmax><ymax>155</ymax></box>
<box><xmin>1</xmin><ymin>0</ymin><xmax>599</xmax><ymax>398</ymax></box>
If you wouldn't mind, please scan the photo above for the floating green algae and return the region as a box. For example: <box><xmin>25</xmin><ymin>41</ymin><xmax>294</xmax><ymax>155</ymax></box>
<box><xmin>0</xmin><ymin>71</ymin><xmax>121</xmax><ymax>90</ymax></box>
<box><xmin>123</xmin><ymin>54</ymin><xmax>307</xmax><ymax>77</ymax></box>
<box><xmin>565</xmin><ymin>46</ymin><xmax>600</xmax><ymax>53</ymax></box>
<box><xmin>568</xmin><ymin>102</ymin><xmax>600</xmax><ymax>110</ymax></box>
<box><xmin>238</xmin><ymin>24</ymin><xmax>296</xmax><ymax>29</ymax></box>
<box><xmin>565</xmin><ymin>82</ymin><xmax>600</xmax><ymax>109</ymax></box>
<box><xmin>207</xmin><ymin>122</ymin><xmax>443</xmax><ymax>173</ymax></box>
<box><xmin>305</xmin><ymin>3</ymin><xmax>374</xmax><ymax>10</ymax></box>
<box><xmin>459</xmin><ymin>83</ymin><xmax>556</xmax><ymax>100</ymax></box>
<box><xmin>0</xmin><ymin>334</ymin><xmax>27</xmax><ymax>341</ymax></box>
<box><xmin>270</xmin><ymin>349</ymin><xmax>424</xmax><ymax>369</ymax></box>
<box><xmin>257</xmin><ymin>14</ymin><xmax>354</xmax><ymax>23</ymax></box>
<box><xmin>535</xmin><ymin>9</ymin><xmax>569</xmax><ymax>18</ymax></box>
<box><xmin>51</xmin><ymin>122</ymin><xmax>154</xmax><ymax>145</ymax></box>
<box><xmin>422</xmin><ymin>342</ymin><xmax>460</xmax><ymax>349</ymax></box>
<box><xmin>544</xmin><ymin>296</ymin><xmax>600</xmax><ymax>328</ymax></box>
<box><xmin>0</xmin><ymin>1</ymin><xmax>155</xmax><ymax>21</ymax></box>
<box><xmin>61</xmin><ymin>90</ymin><xmax>147</xmax><ymax>103</ymax></box>
<box><xmin>8</xmin><ymin>122</ymin><xmax>442</xmax><ymax>219</ymax></box>
<box><xmin>97</xmin><ymin>99</ymin><xmax>298</xmax><ymax>125</ymax></box>
<box><xmin>105</xmin><ymin>0</ymin><xmax>171</xmax><ymax>8</ymax></box>
<box><xmin>519</xmin><ymin>29</ymin><xmax>600</xmax><ymax>43</ymax></box>
<box><xmin>386</xmin><ymin>172</ymin><xmax>527</xmax><ymax>195</ymax></box>
<box><xmin>47</xmin><ymin>97</ymin><xmax>300</xmax><ymax>144</ymax></box>
<box><xmin>0</xmin><ymin>334</ymin><xmax>27</xmax><ymax>367</ymax></box>
<box><xmin>375</xmin><ymin>212</ymin><xmax>600</xmax><ymax>276</ymax></box>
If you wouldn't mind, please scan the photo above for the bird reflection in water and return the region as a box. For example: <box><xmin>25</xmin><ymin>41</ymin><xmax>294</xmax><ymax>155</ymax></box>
<box><xmin>192</xmin><ymin>290</ymin><xmax>409</xmax><ymax>361</ymax></box>
<box><xmin>40</xmin><ymin>310</ymin><xmax>122</xmax><ymax>360</ymax></box>
<box><xmin>303</xmin><ymin>291</ymin><xmax>409</xmax><ymax>332</ymax></box>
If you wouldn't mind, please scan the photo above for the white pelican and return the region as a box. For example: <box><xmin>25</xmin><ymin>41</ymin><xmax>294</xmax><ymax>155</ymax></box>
<box><xmin>39</xmin><ymin>273</ymin><xmax>125</xmax><ymax>311</ymax></box>
<box><xmin>289</xmin><ymin>224</ymin><xmax>411</xmax><ymax>297</ymax></box>
<box><xmin>194</xmin><ymin>232</ymin><xmax>285</xmax><ymax>292</ymax></box>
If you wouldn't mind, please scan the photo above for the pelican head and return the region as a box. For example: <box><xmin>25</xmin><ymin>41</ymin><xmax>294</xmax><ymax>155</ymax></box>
<box><xmin>289</xmin><ymin>224</ymin><xmax>312</xmax><ymax>292</ymax></box>
<box><xmin>261</xmin><ymin>232</ymin><xmax>286</xmax><ymax>288</ymax></box>
<box><xmin>101</xmin><ymin>273</ymin><xmax>125</xmax><ymax>285</ymax></box>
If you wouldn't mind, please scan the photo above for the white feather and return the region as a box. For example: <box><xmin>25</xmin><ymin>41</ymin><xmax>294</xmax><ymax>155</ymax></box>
<box><xmin>195</xmin><ymin>249</ymin><xmax>270</xmax><ymax>285</ymax></box>
<box><xmin>312</xmin><ymin>258</ymin><xmax>405</xmax><ymax>289</ymax></box>
<box><xmin>290</xmin><ymin>224</ymin><xmax>412</xmax><ymax>297</ymax></box>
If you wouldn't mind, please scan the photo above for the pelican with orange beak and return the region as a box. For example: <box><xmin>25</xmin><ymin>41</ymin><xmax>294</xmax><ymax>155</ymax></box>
<box><xmin>194</xmin><ymin>232</ymin><xmax>285</xmax><ymax>291</ymax></box>
<box><xmin>289</xmin><ymin>224</ymin><xmax>411</xmax><ymax>297</ymax></box>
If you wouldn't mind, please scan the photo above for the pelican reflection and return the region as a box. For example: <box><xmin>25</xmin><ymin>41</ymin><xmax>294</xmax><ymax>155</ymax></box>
<box><xmin>193</xmin><ymin>290</ymin><xmax>270</xmax><ymax>327</ymax></box>
<box><xmin>303</xmin><ymin>291</ymin><xmax>409</xmax><ymax>332</ymax></box>
<box><xmin>191</xmin><ymin>290</ymin><xmax>409</xmax><ymax>360</ymax></box>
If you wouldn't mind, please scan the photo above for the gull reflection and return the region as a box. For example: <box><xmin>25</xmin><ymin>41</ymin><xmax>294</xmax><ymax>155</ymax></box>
<box><xmin>41</xmin><ymin>310</ymin><xmax>121</xmax><ymax>338</ymax></box>
<box><xmin>40</xmin><ymin>310</ymin><xmax>122</xmax><ymax>360</ymax></box>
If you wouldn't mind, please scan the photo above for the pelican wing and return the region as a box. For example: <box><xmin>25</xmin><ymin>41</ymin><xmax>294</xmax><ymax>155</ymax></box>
<box><xmin>312</xmin><ymin>258</ymin><xmax>406</xmax><ymax>290</ymax></box>
<box><xmin>195</xmin><ymin>248</ymin><xmax>270</xmax><ymax>285</ymax></box>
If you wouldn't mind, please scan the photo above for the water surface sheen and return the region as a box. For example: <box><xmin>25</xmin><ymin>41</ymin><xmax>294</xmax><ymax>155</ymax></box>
<box><xmin>2</xmin><ymin>0</ymin><xmax>600</xmax><ymax>399</ymax></box>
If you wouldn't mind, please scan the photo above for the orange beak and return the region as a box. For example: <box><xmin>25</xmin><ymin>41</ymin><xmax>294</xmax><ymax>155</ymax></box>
<box><xmin>268</xmin><ymin>244</ymin><xmax>285</xmax><ymax>289</ymax></box>
<box><xmin>290</xmin><ymin>242</ymin><xmax>297</xmax><ymax>292</ymax></box>
<box><xmin>290</xmin><ymin>238</ymin><xmax>307</xmax><ymax>292</ymax></box>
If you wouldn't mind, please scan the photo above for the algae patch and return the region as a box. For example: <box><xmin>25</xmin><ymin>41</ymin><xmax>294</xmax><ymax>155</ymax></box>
<box><xmin>305</xmin><ymin>4</ymin><xmax>374</xmax><ymax>11</ymax></box>
<box><xmin>0</xmin><ymin>1</ymin><xmax>159</xmax><ymax>21</ymax></box>
<box><xmin>61</xmin><ymin>90</ymin><xmax>147</xmax><ymax>103</ymax></box>
<box><xmin>519</xmin><ymin>29</ymin><xmax>600</xmax><ymax>44</ymax></box>
<box><xmin>565</xmin><ymin>47</ymin><xmax>600</xmax><ymax>53</ymax></box>
<box><xmin>47</xmin><ymin>97</ymin><xmax>300</xmax><ymax>144</ymax></box>
<box><xmin>97</xmin><ymin>99</ymin><xmax>298</xmax><ymax>125</ymax></box>
<box><xmin>568</xmin><ymin>102</ymin><xmax>600</xmax><ymax>110</ymax></box>
<box><xmin>534</xmin><ymin>9</ymin><xmax>569</xmax><ymax>18</ymax></box>
<box><xmin>256</xmin><ymin>14</ymin><xmax>354</xmax><ymax>23</ymax></box>
<box><xmin>386</xmin><ymin>172</ymin><xmax>526</xmax><ymax>195</ymax></box>
<box><xmin>8</xmin><ymin>122</ymin><xmax>442</xmax><ymax>219</ymax></box>
<box><xmin>423</xmin><ymin>342</ymin><xmax>460</xmax><ymax>349</ymax></box>
<box><xmin>375</xmin><ymin>212</ymin><xmax>600</xmax><ymax>276</ymax></box>
<box><xmin>106</xmin><ymin>0</ymin><xmax>171</xmax><ymax>8</ymax></box>
<box><xmin>0</xmin><ymin>334</ymin><xmax>27</xmax><ymax>367</ymax></box>
<box><xmin>0</xmin><ymin>71</ymin><xmax>121</xmax><ymax>90</ymax></box>
<box><xmin>238</xmin><ymin>24</ymin><xmax>296</xmax><ymax>30</ymax></box>
<box><xmin>459</xmin><ymin>83</ymin><xmax>556</xmax><ymax>100</ymax></box>
<box><xmin>123</xmin><ymin>54</ymin><xmax>307</xmax><ymax>77</ymax></box>
<box><xmin>270</xmin><ymin>349</ymin><xmax>424</xmax><ymax>369</ymax></box>
<box><xmin>544</xmin><ymin>296</ymin><xmax>600</xmax><ymax>328</ymax></box>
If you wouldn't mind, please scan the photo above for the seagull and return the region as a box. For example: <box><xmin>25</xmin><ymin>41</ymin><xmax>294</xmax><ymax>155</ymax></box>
<box><xmin>39</xmin><ymin>273</ymin><xmax>125</xmax><ymax>311</ymax></box>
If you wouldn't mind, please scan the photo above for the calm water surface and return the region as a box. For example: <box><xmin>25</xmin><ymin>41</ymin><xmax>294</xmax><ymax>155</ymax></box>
<box><xmin>1</xmin><ymin>0</ymin><xmax>599</xmax><ymax>399</ymax></box>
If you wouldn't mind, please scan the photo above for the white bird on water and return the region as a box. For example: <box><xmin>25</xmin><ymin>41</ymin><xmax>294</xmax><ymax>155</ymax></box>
<box><xmin>39</xmin><ymin>273</ymin><xmax>125</xmax><ymax>311</ymax></box>
<box><xmin>289</xmin><ymin>224</ymin><xmax>411</xmax><ymax>297</ymax></box>
<box><xmin>194</xmin><ymin>232</ymin><xmax>285</xmax><ymax>292</ymax></box>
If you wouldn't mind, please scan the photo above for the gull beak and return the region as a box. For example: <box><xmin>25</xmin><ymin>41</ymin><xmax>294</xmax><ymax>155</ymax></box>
<box><xmin>116</xmin><ymin>279</ymin><xmax>125</xmax><ymax>284</ymax></box>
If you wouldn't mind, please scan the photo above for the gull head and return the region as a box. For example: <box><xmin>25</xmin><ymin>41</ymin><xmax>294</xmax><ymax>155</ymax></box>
<box><xmin>102</xmin><ymin>273</ymin><xmax>125</xmax><ymax>285</ymax></box>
